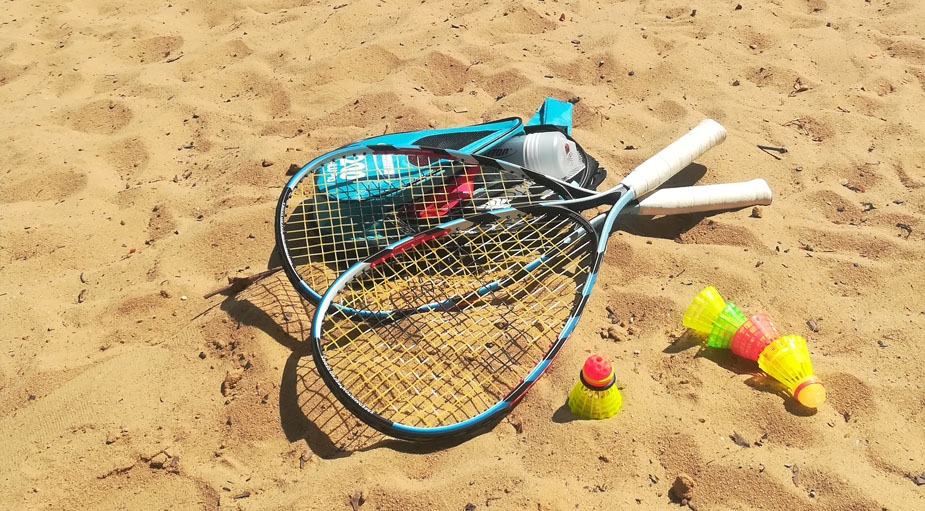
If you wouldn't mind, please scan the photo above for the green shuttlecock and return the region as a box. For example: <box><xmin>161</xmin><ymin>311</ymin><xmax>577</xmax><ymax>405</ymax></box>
<box><xmin>706</xmin><ymin>302</ymin><xmax>747</xmax><ymax>349</ymax></box>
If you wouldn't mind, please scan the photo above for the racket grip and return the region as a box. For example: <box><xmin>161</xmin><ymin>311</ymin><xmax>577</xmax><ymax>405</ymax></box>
<box><xmin>636</xmin><ymin>179</ymin><xmax>772</xmax><ymax>215</ymax></box>
<box><xmin>621</xmin><ymin>119</ymin><xmax>727</xmax><ymax>198</ymax></box>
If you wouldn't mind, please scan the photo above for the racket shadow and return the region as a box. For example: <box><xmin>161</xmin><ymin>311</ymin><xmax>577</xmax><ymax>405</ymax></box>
<box><xmin>219</xmin><ymin>270</ymin><xmax>467</xmax><ymax>457</ymax></box>
<box><xmin>617</xmin><ymin>209</ymin><xmax>738</xmax><ymax>240</ymax></box>
<box><xmin>616</xmin><ymin>162</ymin><xmax>734</xmax><ymax>240</ymax></box>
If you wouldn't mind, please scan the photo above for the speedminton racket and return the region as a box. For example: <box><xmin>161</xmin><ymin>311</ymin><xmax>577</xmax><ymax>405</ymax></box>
<box><xmin>311</xmin><ymin>120</ymin><xmax>769</xmax><ymax>440</ymax></box>
<box><xmin>276</xmin><ymin>143</ymin><xmax>604</xmax><ymax>304</ymax></box>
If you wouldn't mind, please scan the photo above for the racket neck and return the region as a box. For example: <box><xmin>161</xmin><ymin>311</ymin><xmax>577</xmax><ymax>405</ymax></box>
<box><xmin>597</xmin><ymin>189</ymin><xmax>636</xmax><ymax>253</ymax></box>
<box><xmin>554</xmin><ymin>183</ymin><xmax>630</xmax><ymax>212</ymax></box>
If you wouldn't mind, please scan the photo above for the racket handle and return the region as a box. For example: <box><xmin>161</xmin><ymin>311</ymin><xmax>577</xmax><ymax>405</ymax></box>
<box><xmin>621</xmin><ymin>119</ymin><xmax>727</xmax><ymax>198</ymax></box>
<box><xmin>635</xmin><ymin>179</ymin><xmax>772</xmax><ymax>215</ymax></box>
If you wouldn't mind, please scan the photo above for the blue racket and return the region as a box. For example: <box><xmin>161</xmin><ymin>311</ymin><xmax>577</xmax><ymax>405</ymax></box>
<box><xmin>277</xmin><ymin>142</ymin><xmax>611</xmax><ymax>305</ymax></box>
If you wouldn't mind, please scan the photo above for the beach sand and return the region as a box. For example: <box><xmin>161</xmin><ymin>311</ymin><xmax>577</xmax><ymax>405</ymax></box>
<box><xmin>2</xmin><ymin>1</ymin><xmax>924</xmax><ymax>509</ymax></box>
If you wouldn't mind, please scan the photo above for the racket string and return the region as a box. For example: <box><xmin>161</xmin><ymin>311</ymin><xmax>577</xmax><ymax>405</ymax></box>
<box><xmin>282</xmin><ymin>150</ymin><xmax>561</xmax><ymax>299</ymax></box>
<box><xmin>319</xmin><ymin>210</ymin><xmax>596</xmax><ymax>428</ymax></box>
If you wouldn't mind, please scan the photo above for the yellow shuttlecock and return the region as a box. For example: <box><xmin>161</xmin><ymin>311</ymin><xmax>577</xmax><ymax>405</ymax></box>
<box><xmin>567</xmin><ymin>354</ymin><xmax>622</xmax><ymax>419</ymax></box>
<box><xmin>682</xmin><ymin>286</ymin><xmax>727</xmax><ymax>334</ymax></box>
<box><xmin>758</xmin><ymin>335</ymin><xmax>826</xmax><ymax>408</ymax></box>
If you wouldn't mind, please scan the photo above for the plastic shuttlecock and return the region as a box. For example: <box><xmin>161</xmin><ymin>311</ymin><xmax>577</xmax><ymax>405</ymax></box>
<box><xmin>730</xmin><ymin>314</ymin><xmax>780</xmax><ymax>361</ymax></box>
<box><xmin>682</xmin><ymin>286</ymin><xmax>726</xmax><ymax>334</ymax></box>
<box><xmin>758</xmin><ymin>335</ymin><xmax>826</xmax><ymax>408</ymax></box>
<box><xmin>706</xmin><ymin>302</ymin><xmax>747</xmax><ymax>349</ymax></box>
<box><xmin>567</xmin><ymin>354</ymin><xmax>622</xmax><ymax>419</ymax></box>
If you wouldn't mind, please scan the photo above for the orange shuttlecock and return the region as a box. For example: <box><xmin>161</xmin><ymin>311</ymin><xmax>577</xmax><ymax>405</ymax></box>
<box><xmin>567</xmin><ymin>354</ymin><xmax>622</xmax><ymax>419</ymax></box>
<box><xmin>730</xmin><ymin>314</ymin><xmax>780</xmax><ymax>361</ymax></box>
<box><xmin>758</xmin><ymin>335</ymin><xmax>826</xmax><ymax>408</ymax></box>
<box><xmin>682</xmin><ymin>286</ymin><xmax>726</xmax><ymax>334</ymax></box>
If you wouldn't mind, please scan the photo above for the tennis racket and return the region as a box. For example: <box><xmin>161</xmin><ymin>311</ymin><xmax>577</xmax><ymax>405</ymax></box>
<box><xmin>276</xmin><ymin>143</ymin><xmax>610</xmax><ymax>305</ymax></box>
<box><xmin>310</xmin><ymin>120</ymin><xmax>769</xmax><ymax>441</ymax></box>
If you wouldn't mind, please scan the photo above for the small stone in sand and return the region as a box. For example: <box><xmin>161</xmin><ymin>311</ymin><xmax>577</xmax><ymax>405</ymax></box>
<box><xmin>222</xmin><ymin>369</ymin><xmax>244</xmax><ymax>395</ymax></box>
<box><xmin>600</xmin><ymin>326</ymin><xmax>621</xmax><ymax>342</ymax></box>
<box><xmin>349</xmin><ymin>490</ymin><xmax>365</xmax><ymax>510</ymax></box>
<box><xmin>671</xmin><ymin>473</ymin><xmax>695</xmax><ymax>501</ymax></box>
<box><xmin>751</xmin><ymin>207</ymin><xmax>762</xmax><ymax>218</ymax></box>
<box><xmin>605</xmin><ymin>305</ymin><xmax>620</xmax><ymax>324</ymax></box>
<box><xmin>148</xmin><ymin>452</ymin><xmax>169</xmax><ymax>469</ymax></box>
<box><xmin>731</xmin><ymin>431</ymin><xmax>750</xmax><ymax>447</ymax></box>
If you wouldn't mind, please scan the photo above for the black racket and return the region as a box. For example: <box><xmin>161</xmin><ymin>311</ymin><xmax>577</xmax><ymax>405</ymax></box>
<box><xmin>276</xmin><ymin>144</ymin><xmax>606</xmax><ymax>304</ymax></box>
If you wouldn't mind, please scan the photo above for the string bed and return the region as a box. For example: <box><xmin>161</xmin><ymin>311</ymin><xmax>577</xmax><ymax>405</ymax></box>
<box><xmin>316</xmin><ymin>210</ymin><xmax>596</xmax><ymax>429</ymax></box>
<box><xmin>281</xmin><ymin>150</ymin><xmax>561</xmax><ymax>300</ymax></box>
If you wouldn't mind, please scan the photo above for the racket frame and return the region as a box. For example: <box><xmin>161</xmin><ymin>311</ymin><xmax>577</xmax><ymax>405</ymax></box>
<box><xmin>311</xmin><ymin>205</ymin><xmax>598</xmax><ymax>440</ymax></box>
<box><xmin>275</xmin><ymin>145</ymin><xmax>600</xmax><ymax>305</ymax></box>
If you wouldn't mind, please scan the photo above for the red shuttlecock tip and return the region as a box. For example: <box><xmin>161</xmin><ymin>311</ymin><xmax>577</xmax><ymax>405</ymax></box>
<box><xmin>581</xmin><ymin>354</ymin><xmax>614</xmax><ymax>388</ymax></box>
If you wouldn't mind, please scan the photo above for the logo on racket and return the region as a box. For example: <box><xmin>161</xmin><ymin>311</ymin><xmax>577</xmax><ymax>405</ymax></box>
<box><xmin>322</xmin><ymin>154</ymin><xmax>402</xmax><ymax>183</ymax></box>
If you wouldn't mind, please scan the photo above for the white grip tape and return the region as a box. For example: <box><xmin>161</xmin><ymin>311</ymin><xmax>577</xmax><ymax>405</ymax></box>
<box><xmin>621</xmin><ymin>119</ymin><xmax>727</xmax><ymax>197</ymax></box>
<box><xmin>636</xmin><ymin>179</ymin><xmax>773</xmax><ymax>215</ymax></box>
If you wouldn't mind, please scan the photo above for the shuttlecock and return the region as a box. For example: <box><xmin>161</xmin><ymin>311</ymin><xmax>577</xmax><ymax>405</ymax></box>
<box><xmin>758</xmin><ymin>335</ymin><xmax>826</xmax><ymax>408</ymax></box>
<box><xmin>568</xmin><ymin>354</ymin><xmax>622</xmax><ymax>419</ymax></box>
<box><xmin>706</xmin><ymin>302</ymin><xmax>747</xmax><ymax>349</ymax></box>
<box><xmin>682</xmin><ymin>286</ymin><xmax>726</xmax><ymax>334</ymax></box>
<box><xmin>730</xmin><ymin>314</ymin><xmax>780</xmax><ymax>361</ymax></box>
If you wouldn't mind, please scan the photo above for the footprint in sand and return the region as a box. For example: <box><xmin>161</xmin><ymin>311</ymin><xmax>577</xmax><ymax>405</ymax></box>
<box><xmin>650</xmin><ymin>99</ymin><xmax>688</xmax><ymax>123</ymax></box>
<box><xmin>130</xmin><ymin>35</ymin><xmax>184</xmax><ymax>64</ymax></box>
<box><xmin>420</xmin><ymin>52</ymin><xmax>469</xmax><ymax>96</ymax></box>
<box><xmin>68</xmin><ymin>100</ymin><xmax>133</xmax><ymax>135</ymax></box>
<box><xmin>105</xmin><ymin>137</ymin><xmax>150</xmax><ymax>183</ymax></box>
<box><xmin>680</xmin><ymin>221</ymin><xmax>765</xmax><ymax>250</ymax></box>
<box><xmin>0</xmin><ymin>170</ymin><xmax>87</xmax><ymax>203</ymax></box>
<box><xmin>0</xmin><ymin>61</ymin><xmax>30</xmax><ymax>87</ymax></box>
<box><xmin>147</xmin><ymin>204</ymin><xmax>177</xmax><ymax>243</ymax></box>
<box><xmin>495</xmin><ymin>6</ymin><xmax>556</xmax><ymax>35</ymax></box>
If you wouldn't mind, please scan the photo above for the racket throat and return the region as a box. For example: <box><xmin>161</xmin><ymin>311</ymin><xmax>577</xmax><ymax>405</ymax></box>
<box><xmin>595</xmin><ymin>188</ymin><xmax>636</xmax><ymax>253</ymax></box>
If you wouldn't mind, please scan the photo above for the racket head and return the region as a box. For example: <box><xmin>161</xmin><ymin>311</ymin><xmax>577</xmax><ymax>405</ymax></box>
<box><xmin>311</xmin><ymin>205</ymin><xmax>602</xmax><ymax>441</ymax></box>
<box><xmin>275</xmin><ymin>145</ymin><xmax>592</xmax><ymax>304</ymax></box>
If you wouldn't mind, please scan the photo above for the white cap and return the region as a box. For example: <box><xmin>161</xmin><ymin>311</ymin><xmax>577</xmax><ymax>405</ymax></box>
<box><xmin>492</xmin><ymin>131</ymin><xmax>585</xmax><ymax>180</ymax></box>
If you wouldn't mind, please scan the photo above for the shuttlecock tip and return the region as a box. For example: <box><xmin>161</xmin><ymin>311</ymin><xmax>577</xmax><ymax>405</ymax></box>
<box><xmin>794</xmin><ymin>380</ymin><xmax>826</xmax><ymax>408</ymax></box>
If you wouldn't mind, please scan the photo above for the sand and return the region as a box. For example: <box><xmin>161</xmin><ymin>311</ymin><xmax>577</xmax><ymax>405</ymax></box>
<box><xmin>2</xmin><ymin>0</ymin><xmax>924</xmax><ymax>509</ymax></box>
